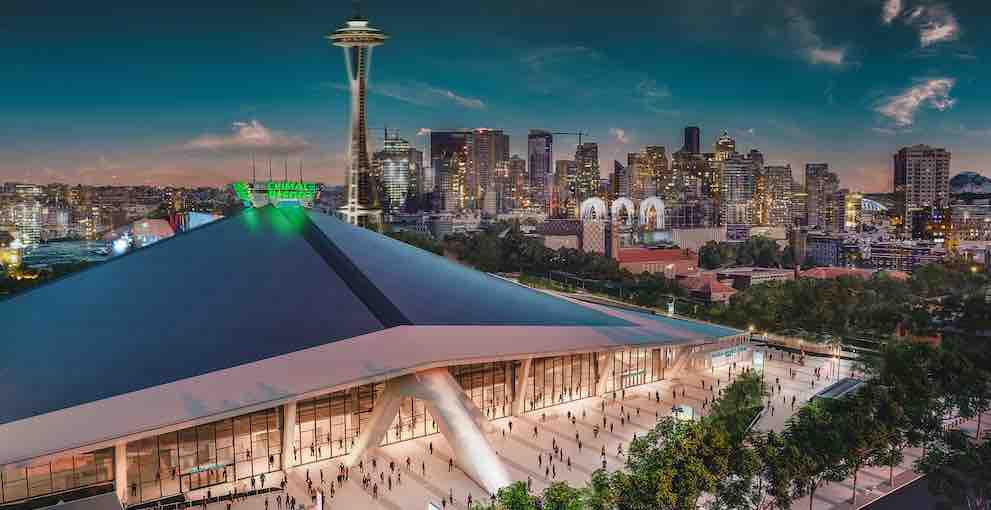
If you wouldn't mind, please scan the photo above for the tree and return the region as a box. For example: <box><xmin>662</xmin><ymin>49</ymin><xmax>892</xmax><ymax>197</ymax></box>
<box><xmin>542</xmin><ymin>482</ymin><xmax>584</xmax><ymax>510</ymax></box>
<box><xmin>831</xmin><ymin>386</ymin><xmax>888</xmax><ymax>507</ymax></box>
<box><xmin>920</xmin><ymin>430</ymin><xmax>991</xmax><ymax>510</ymax></box>
<box><xmin>774</xmin><ymin>401</ymin><xmax>849</xmax><ymax>510</ymax></box>
<box><xmin>478</xmin><ymin>481</ymin><xmax>537</xmax><ymax>510</ymax></box>
<box><xmin>613</xmin><ymin>417</ymin><xmax>730</xmax><ymax>510</ymax></box>
<box><xmin>583</xmin><ymin>469</ymin><xmax>614</xmax><ymax>510</ymax></box>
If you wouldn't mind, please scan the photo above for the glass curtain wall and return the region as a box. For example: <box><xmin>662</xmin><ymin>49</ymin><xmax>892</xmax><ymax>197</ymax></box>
<box><xmin>1</xmin><ymin>449</ymin><xmax>114</xmax><ymax>505</ymax></box>
<box><xmin>124</xmin><ymin>408</ymin><xmax>281</xmax><ymax>504</ymax></box>
<box><xmin>523</xmin><ymin>353</ymin><xmax>597</xmax><ymax>412</ymax></box>
<box><xmin>601</xmin><ymin>347</ymin><xmax>670</xmax><ymax>396</ymax></box>
<box><xmin>450</xmin><ymin>362</ymin><xmax>512</xmax><ymax>420</ymax></box>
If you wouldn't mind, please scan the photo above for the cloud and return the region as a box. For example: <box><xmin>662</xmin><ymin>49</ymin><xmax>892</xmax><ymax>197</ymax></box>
<box><xmin>903</xmin><ymin>5</ymin><xmax>959</xmax><ymax>47</ymax></box>
<box><xmin>807</xmin><ymin>48</ymin><xmax>846</xmax><ymax>65</ymax></box>
<box><xmin>881</xmin><ymin>0</ymin><xmax>902</xmax><ymax>24</ymax></box>
<box><xmin>609</xmin><ymin>128</ymin><xmax>630</xmax><ymax>145</ymax></box>
<box><xmin>745</xmin><ymin>128</ymin><xmax>756</xmax><ymax>135</ymax></box>
<box><xmin>521</xmin><ymin>46</ymin><xmax>599</xmax><ymax>72</ymax></box>
<box><xmin>416</xmin><ymin>128</ymin><xmax>431</xmax><ymax>136</ymax></box>
<box><xmin>783</xmin><ymin>7</ymin><xmax>849</xmax><ymax>66</ymax></box>
<box><xmin>426</xmin><ymin>87</ymin><xmax>486</xmax><ymax>109</ymax></box>
<box><xmin>362</xmin><ymin>82</ymin><xmax>486</xmax><ymax>110</ymax></box>
<box><xmin>183</xmin><ymin>121</ymin><xmax>308</xmax><ymax>156</ymax></box>
<box><xmin>876</xmin><ymin>78</ymin><xmax>956</xmax><ymax>127</ymax></box>
<box><xmin>635</xmin><ymin>78</ymin><xmax>670</xmax><ymax>100</ymax></box>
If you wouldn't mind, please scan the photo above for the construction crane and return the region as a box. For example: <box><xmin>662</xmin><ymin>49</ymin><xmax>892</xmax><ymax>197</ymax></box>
<box><xmin>550</xmin><ymin>131</ymin><xmax>590</xmax><ymax>147</ymax></box>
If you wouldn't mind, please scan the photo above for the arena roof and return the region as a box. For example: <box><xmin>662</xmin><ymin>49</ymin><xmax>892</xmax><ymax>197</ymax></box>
<box><xmin>0</xmin><ymin>206</ymin><xmax>740</xmax><ymax>467</ymax></box>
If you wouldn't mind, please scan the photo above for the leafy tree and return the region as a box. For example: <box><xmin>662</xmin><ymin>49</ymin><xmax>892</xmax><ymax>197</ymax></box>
<box><xmin>583</xmin><ymin>469</ymin><xmax>614</xmax><ymax>510</ymax></box>
<box><xmin>541</xmin><ymin>482</ymin><xmax>584</xmax><ymax>510</ymax></box>
<box><xmin>920</xmin><ymin>430</ymin><xmax>991</xmax><ymax>510</ymax></box>
<box><xmin>831</xmin><ymin>386</ymin><xmax>888</xmax><ymax>507</ymax></box>
<box><xmin>773</xmin><ymin>401</ymin><xmax>849</xmax><ymax>510</ymax></box>
<box><xmin>713</xmin><ymin>431</ymin><xmax>787</xmax><ymax>510</ymax></box>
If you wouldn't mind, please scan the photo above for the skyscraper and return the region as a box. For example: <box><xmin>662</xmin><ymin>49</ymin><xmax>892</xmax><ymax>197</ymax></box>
<box><xmin>469</xmin><ymin>129</ymin><xmax>509</xmax><ymax>208</ymax></box>
<box><xmin>528</xmin><ymin>130</ymin><xmax>553</xmax><ymax>210</ymax></box>
<box><xmin>329</xmin><ymin>11</ymin><xmax>388</xmax><ymax>228</ymax></box>
<box><xmin>683</xmin><ymin>126</ymin><xmax>701</xmax><ymax>154</ymax></box>
<box><xmin>430</xmin><ymin>129</ymin><xmax>508</xmax><ymax>210</ymax></box>
<box><xmin>574</xmin><ymin>143</ymin><xmax>600</xmax><ymax>202</ymax></box>
<box><xmin>804</xmin><ymin>163</ymin><xmax>839</xmax><ymax>229</ymax></box>
<box><xmin>893</xmin><ymin>144</ymin><xmax>951</xmax><ymax>234</ymax></box>
<box><xmin>372</xmin><ymin>132</ymin><xmax>422</xmax><ymax>213</ymax></box>
<box><xmin>610</xmin><ymin>161</ymin><xmax>630</xmax><ymax>200</ymax></box>
<box><xmin>721</xmin><ymin>154</ymin><xmax>756</xmax><ymax>228</ymax></box>
<box><xmin>714</xmin><ymin>131</ymin><xmax>736</xmax><ymax>161</ymax></box>
<box><xmin>761</xmin><ymin>165</ymin><xmax>793</xmax><ymax>227</ymax></box>
<box><xmin>642</xmin><ymin>146</ymin><xmax>669</xmax><ymax>198</ymax></box>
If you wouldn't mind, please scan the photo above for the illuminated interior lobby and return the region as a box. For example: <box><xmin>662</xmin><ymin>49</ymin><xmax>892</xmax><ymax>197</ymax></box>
<box><xmin>0</xmin><ymin>205</ymin><xmax>743</xmax><ymax>510</ymax></box>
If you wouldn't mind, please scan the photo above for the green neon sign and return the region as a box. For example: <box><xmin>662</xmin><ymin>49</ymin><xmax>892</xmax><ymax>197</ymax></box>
<box><xmin>266</xmin><ymin>181</ymin><xmax>318</xmax><ymax>202</ymax></box>
<box><xmin>233</xmin><ymin>182</ymin><xmax>253</xmax><ymax>204</ymax></box>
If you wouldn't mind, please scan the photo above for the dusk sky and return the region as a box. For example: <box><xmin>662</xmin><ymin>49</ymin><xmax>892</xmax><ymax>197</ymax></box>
<box><xmin>3</xmin><ymin>0</ymin><xmax>990</xmax><ymax>191</ymax></box>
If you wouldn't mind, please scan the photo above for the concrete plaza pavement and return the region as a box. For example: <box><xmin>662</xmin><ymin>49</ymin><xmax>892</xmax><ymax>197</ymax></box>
<box><xmin>179</xmin><ymin>350</ymin><xmax>962</xmax><ymax>510</ymax></box>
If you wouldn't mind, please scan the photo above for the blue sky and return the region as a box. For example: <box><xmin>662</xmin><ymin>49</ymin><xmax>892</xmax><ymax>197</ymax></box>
<box><xmin>2</xmin><ymin>0</ymin><xmax>990</xmax><ymax>190</ymax></box>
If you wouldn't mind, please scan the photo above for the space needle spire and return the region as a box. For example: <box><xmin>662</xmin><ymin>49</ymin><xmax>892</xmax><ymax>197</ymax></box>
<box><xmin>328</xmin><ymin>2</ymin><xmax>388</xmax><ymax>229</ymax></box>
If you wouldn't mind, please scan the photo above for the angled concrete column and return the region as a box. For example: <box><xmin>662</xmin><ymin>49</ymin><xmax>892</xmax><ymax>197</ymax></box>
<box><xmin>411</xmin><ymin>369</ymin><xmax>511</xmax><ymax>494</ymax></box>
<box><xmin>343</xmin><ymin>382</ymin><xmax>403</xmax><ymax>467</ymax></box>
<box><xmin>595</xmin><ymin>351</ymin><xmax>613</xmax><ymax>396</ymax></box>
<box><xmin>512</xmin><ymin>358</ymin><xmax>533</xmax><ymax>416</ymax></box>
<box><xmin>115</xmin><ymin>443</ymin><xmax>128</xmax><ymax>507</ymax></box>
<box><xmin>342</xmin><ymin>369</ymin><xmax>510</xmax><ymax>494</ymax></box>
<box><xmin>282</xmin><ymin>401</ymin><xmax>297</xmax><ymax>469</ymax></box>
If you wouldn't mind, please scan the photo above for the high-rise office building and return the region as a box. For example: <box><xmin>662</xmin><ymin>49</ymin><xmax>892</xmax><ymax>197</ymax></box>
<box><xmin>553</xmin><ymin>160</ymin><xmax>578</xmax><ymax>217</ymax></box>
<box><xmin>430</xmin><ymin>129</ymin><xmax>508</xmax><ymax>210</ymax></box>
<box><xmin>761</xmin><ymin>165</ymin><xmax>793</xmax><ymax>227</ymax></box>
<box><xmin>714</xmin><ymin>131</ymin><xmax>736</xmax><ymax>161</ymax></box>
<box><xmin>804</xmin><ymin>163</ymin><xmax>839</xmax><ymax>229</ymax></box>
<box><xmin>470</xmin><ymin>129</ymin><xmax>509</xmax><ymax>207</ymax></box>
<box><xmin>372</xmin><ymin>132</ymin><xmax>422</xmax><ymax>213</ymax></box>
<box><xmin>683</xmin><ymin>126</ymin><xmax>701</xmax><ymax>154</ymax></box>
<box><xmin>574</xmin><ymin>143</ymin><xmax>600</xmax><ymax>202</ymax></box>
<box><xmin>642</xmin><ymin>146</ymin><xmax>669</xmax><ymax>198</ymax></box>
<box><xmin>329</xmin><ymin>12</ymin><xmax>388</xmax><ymax>228</ymax></box>
<box><xmin>893</xmin><ymin>144</ymin><xmax>951</xmax><ymax>235</ymax></box>
<box><xmin>493</xmin><ymin>155</ymin><xmax>527</xmax><ymax>212</ymax></box>
<box><xmin>610</xmin><ymin>161</ymin><xmax>630</xmax><ymax>200</ymax></box>
<box><xmin>670</xmin><ymin>149</ymin><xmax>706</xmax><ymax>200</ymax></box>
<box><xmin>527</xmin><ymin>130</ymin><xmax>553</xmax><ymax>209</ymax></box>
<box><xmin>721</xmin><ymin>154</ymin><xmax>757</xmax><ymax>227</ymax></box>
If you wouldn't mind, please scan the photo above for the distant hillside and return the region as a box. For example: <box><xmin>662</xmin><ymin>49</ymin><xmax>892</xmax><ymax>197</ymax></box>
<box><xmin>950</xmin><ymin>171</ymin><xmax>991</xmax><ymax>194</ymax></box>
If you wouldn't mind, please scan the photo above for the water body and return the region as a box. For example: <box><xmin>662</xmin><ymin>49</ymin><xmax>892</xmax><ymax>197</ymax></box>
<box><xmin>22</xmin><ymin>241</ymin><xmax>110</xmax><ymax>268</ymax></box>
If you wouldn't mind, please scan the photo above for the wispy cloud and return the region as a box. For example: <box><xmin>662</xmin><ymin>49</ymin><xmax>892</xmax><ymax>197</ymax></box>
<box><xmin>521</xmin><ymin>45</ymin><xmax>599</xmax><ymax>72</ymax></box>
<box><xmin>785</xmin><ymin>7</ymin><xmax>849</xmax><ymax>66</ymax></box>
<box><xmin>808</xmin><ymin>48</ymin><xmax>846</xmax><ymax>65</ymax></box>
<box><xmin>425</xmin><ymin>86</ymin><xmax>486</xmax><ymax>109</ymax></box>
<box><xmin>609</xmin><ymin>128</ymin><xmax>630</xmax><ymax>144</ymax></box>
<box><xmin>876</xmin><ymin>78</ymin><xmax>956</xmax><ymax>128</ymax></box>
<box><xmin>881</xmin><ymin>0</ymin><xmax>902</xmax><ymax>24</ymax></box>
<box><xmin>330</xmin><ymin>81</ymin><xmax>486</xmax><ymax>110</ymax></box>
<box><xmin>182</xmin><ymin>121</ymin><xmax>308</xmax><ymax>156</ymax></box>
<box><xmin>416</xmin><ymin>128</ymin><xmax>431</xmax><ymax>136</ymax></box>
<box><xmin>905</xmin><ymin>4</ymin><xmax>959</xmax><ymax>47</ymax></box>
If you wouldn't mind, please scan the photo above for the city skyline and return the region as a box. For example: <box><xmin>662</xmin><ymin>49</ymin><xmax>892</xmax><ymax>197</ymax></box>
<box><xmin>3</xmin><ymin>0</ymin><xmax>991</xmax><ymax>190</ymax></box>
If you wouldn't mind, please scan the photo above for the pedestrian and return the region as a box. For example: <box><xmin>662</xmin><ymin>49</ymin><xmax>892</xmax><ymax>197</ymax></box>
<box><xmin>422</xmin><ymin>461</ymin><xmax>426</xmax><ymax>476</ymax></box>
<box><xmin>508</xmin><ymin>421</ymin><xmax>513</xmax><ymax>433</ymax></box>
<box><xmin>429</xmin><ymin>442</ymin><xmax>434</xmax><ymax>455</ymax></box>
<box><xmin>449</xmin><ymin>458</ymin><xmax>454</xmax><ymax>472</ymax></box>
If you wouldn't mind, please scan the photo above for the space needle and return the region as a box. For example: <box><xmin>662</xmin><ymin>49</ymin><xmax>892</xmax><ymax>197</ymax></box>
<box><xmin>328</xmin><ymin>3</ymin><xmax>388</xmax><ymax>228</ymax></box>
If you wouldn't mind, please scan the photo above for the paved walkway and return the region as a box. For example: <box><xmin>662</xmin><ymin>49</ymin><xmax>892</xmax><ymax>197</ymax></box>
<box><xmin>174</xmin><ymin>351</ymin><xmax>971</xmax><ymax>510</ymax></box>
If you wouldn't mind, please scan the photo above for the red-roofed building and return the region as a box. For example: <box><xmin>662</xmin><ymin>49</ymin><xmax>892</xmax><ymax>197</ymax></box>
<box><xmin>800</xmin><ymin>267</ymin><xmax>873</xmax><ymax>280</ymax></box>
<box><xmin>617</xmin><ymin>247</ymin><xmax>698</xmax><ymax>278</ymax></box>
<box><xmin>677</xmin><ymin>272</ymin><xmax>737</xmax><ymax>303</ymax></box>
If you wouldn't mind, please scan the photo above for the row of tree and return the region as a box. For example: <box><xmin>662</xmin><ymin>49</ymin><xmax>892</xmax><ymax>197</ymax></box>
<box><xmin>476</xmin><ymin>330</ymin><xmax>991</xmax><ymax>509</ymax></box>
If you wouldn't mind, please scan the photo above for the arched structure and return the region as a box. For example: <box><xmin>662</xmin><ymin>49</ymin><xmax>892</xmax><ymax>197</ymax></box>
<box><xmin>611</xmin><ymin>197</ymin><xmax>636</xmax><ymax>227</ymax></box>
<box><xmin>580</xmin><ymin>197</ymin><xmax>608</xmax><ymax>221</ymax></box>
<box><xmin>639</xmin><ymin>196</ymin><xmax>666</xmax><ymax>231</ymax></box>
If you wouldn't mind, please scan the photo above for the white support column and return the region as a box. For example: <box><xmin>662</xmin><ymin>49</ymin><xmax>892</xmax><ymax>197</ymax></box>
<box><xmin>282</xmin><ymin>401</ymin><xmax>297</xmax><ymax>470</ymax></box>
<box><xmin>454</xmin><ymin>386</ymin><xmax>496</xmax><ymax>433</ymax></box>
<box><xmin>595</xmin><ymin>351</ymin><xmax>613</xmax><ymax>397</ymax></box>
<box><xmin>343</xmin><ymin>383</ymin><xmax>403</xmax><ymax>467</ymax></box>
<box><xmin>412</xmin><ymin>369</ymin><xmax>511</xmax><ymax>494</ymax></box>
<box><xmin>115</xmin><ymin>443</ymin><xmax>128</xmax><ymax>508</ymax></box>
<box><xmin>511</xmin><ymin>358</ymin><xmax>532</xmax><ymax>416</ymax></box>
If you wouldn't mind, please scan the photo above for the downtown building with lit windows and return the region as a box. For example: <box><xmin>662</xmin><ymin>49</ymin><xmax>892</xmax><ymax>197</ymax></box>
<box><xmin>0</xmin><ymin>206</ymin><xmax>744</xmax><ymax>510</ymax></box>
